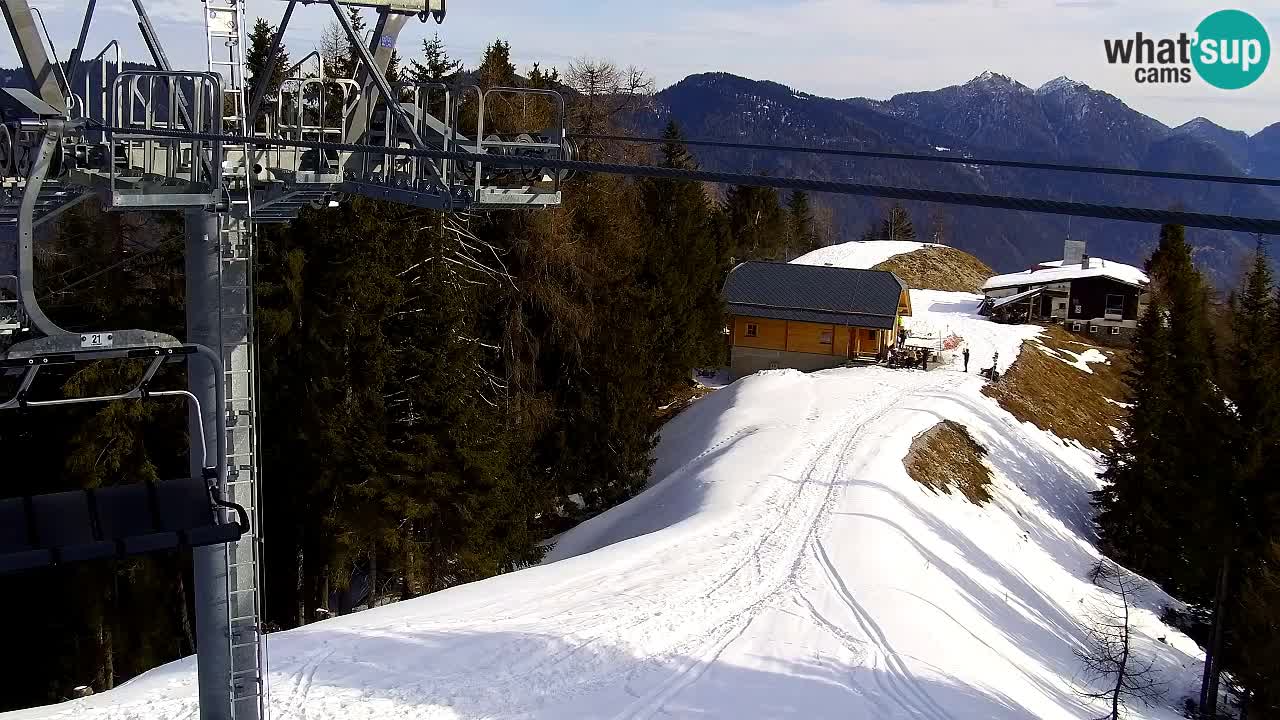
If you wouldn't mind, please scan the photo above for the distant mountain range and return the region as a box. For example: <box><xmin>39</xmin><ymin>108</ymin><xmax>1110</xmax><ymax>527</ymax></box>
<box><xmin>4</xmin><ymin>64</ymin><xmax>1277</xmax><ymax>282</ymax></box>
<box><xmin>639</xmin><ymin>71</ymin><xmax>1280</xmax><ymax>282</ymax></box>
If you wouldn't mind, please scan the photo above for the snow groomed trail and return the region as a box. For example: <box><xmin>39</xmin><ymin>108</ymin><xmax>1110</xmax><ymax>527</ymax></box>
<box><xmin>6</xmin><ymin>291</ymin><xmax>1208</xmax><ymax>720</ymax></box>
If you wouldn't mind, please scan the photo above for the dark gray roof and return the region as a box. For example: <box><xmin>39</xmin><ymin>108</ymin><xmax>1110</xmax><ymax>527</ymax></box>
<box><xmin>723</xmin><ymin>262</ymin><xmax>906</xmax><ymax>331</ymax></box>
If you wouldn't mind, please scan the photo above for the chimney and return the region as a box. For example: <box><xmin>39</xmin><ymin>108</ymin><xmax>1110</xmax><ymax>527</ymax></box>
<box><xmin>1063</xmin><ymin>239</ymin><xmax>1086</xmax><ymax>266</ymax></box>
<box><xmin>1081</xmin><ymin>254</ymin><xmax>1091</xmax><ymax>270</ymax></box>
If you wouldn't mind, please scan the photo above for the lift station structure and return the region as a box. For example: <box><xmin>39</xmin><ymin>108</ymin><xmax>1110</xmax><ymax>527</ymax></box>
<box><xmin>0</xmin><ymin>1</ymin><xmax>572</xmax><ymax>718</ymax></box>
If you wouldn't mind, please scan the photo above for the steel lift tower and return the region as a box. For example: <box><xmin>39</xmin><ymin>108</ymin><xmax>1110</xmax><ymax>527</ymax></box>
<box><xmin>0</xmin><ymin>1</ymin><xmax>571</xmax><ymax>718</ymax></box>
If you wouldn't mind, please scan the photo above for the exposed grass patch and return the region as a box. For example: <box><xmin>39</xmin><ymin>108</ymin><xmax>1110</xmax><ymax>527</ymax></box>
<box><xmin>655</xmin><ymin>382</ymin><xmax>716</xmax><ymax>425</ymax></box>
<box><xmin>873</xmin><ymin>246</ymin><xmax>995</xmax><ymax>293</ymax></box>
<box><xmin>905</xmin><ymin>420</ymin><xmax>994</xmax><ymax>505</ymax></box>
<box><xmin>982</xmin><ymin>325</ymin><xmax>1131</xmax><ymax>451</ymax></box>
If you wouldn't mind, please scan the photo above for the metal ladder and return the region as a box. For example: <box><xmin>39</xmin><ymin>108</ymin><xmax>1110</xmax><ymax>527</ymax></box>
<box><xmin>218</xmin><ymin>212</ymin><xmax>266</xmax><ymax>720</ymax></box>
<box><xmin>205</xmin><ymin>2</ymin><xmax>268</xmax><ymax>718</ymax></box>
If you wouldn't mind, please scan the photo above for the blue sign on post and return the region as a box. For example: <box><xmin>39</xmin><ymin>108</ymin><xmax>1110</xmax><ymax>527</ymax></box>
<box><xmin>380</xmin><ymin>35</ymin><xmax>395</xmax><ymax>50</ymax></box>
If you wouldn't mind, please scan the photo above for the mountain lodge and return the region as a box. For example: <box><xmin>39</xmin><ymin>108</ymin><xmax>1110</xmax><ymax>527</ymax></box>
<box><xmin>980</xmin><ymin>240</ymin><xmax>1149</xmax><ymax>344</ymax></box>
<box><xmin>723</xmin><ymin>262</ymin><xmax>912</xmax><ymax>379</ymax></box>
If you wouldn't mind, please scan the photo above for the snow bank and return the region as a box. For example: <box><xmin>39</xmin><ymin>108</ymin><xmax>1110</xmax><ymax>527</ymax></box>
<box><xmin>4</xmin><ymin>297</ymin><xmax>1205</xmax><ymax>720</ymax></box>
<box><xmin>1039</xmin><ymin>344</ymin><xmax>1110</xmax><ymax>374</ymax></box>
<box><xmin>791</xmin><ymin>240</ymin><xmax>939</xmax><ymax>270</ymax></box>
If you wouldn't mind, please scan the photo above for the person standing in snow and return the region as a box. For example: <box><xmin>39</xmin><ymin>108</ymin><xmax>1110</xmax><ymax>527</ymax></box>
<box><xmin>963</xmin><ymin>347</ymin><xmax>970</xmax><ymax>372</ymax></box>
<box><xmin>898</xmin><ymin>327</ymin><xmax>907</xmax><ymax>348</ymax></box>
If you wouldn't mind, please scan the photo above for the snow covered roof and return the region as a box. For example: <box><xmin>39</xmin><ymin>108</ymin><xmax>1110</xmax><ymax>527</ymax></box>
<box><xmin>990</xmin><ymin>286</ymin><xmax>1044</xmax><ymax>309</ymax></box>
<box><xmin>983</xmin><ymin>257</ymin><xmax>1148</xmax><ymax>292</ymax></box>
<box><xmin>724</xmin><ymin>261</ymin><xmax>907</xmax><ymax>330</ymax></box>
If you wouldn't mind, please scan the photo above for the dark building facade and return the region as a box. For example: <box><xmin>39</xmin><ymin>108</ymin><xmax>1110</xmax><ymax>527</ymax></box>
<box><xmin>980</xmin><ymin>244</ymin><xmax>1148</xmax><ymax>346</ymax></box>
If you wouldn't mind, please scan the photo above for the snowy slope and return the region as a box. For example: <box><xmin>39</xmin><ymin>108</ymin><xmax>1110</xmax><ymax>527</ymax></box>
<box><xmin>791</xmin><ymin>240</ymin><xmax>939</xmax><ymax>270</ymax></box>
<box><xmin>5</xmin><ymin>296</ymin><xmax>1206</xmax><ymax>720</ymax></box>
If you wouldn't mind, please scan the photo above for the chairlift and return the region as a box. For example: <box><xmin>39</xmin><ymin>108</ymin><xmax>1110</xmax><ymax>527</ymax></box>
<box><xmin>0</xmin><ymin>340</ymin><xmax>249</xmax><ymax>574</ymax></box>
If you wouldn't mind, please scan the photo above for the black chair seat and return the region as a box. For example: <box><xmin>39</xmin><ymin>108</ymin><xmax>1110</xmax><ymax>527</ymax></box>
<box><xmin>0</xmin><ymin>479</ymin><xmax>245</xmax><ymax>574</ymax></box>
<box><xmin>60</xmin><ymin>541</ymin><xmax>117</xmax><ymax>563</ymax></box>
<box><xmin>30</xmin><ymin>491</ymin><xmax>115</xmax><ymax>563</ymax></box>
<box><xmin>0</xmin><ymin>548</ymin><xmax>52</xmax><ymax>574</ymax></box>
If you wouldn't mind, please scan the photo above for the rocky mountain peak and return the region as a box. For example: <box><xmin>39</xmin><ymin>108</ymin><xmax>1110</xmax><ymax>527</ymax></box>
<box><xmin>967</xmin><ymin>71</ymin><xmax>1029</xmax><ymax>91</ymax></box>
<box><xmin>1035</xmin><ymin>76</ymin><xmax>1087</xmax><ymax>96</ymax></box>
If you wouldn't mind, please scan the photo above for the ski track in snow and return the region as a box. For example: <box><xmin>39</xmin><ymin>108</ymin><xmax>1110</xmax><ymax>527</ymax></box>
<box><xmin>614</xmin><ymin>375</ymin><xmax>954</xmax><ymax>719</ymax></box>
<box><xmin>4</xmin><ymin>281</ymin><xmax>1208</xmax><ymax>720</ymax></box>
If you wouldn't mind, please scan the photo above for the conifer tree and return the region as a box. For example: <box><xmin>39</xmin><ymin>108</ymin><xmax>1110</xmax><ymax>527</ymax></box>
<box><xmin>1216</xmin><ymin>240</ymin><xmax>1280</xmax><ymax>717</ymax></box>
<box><xmin>340</xmin><ymin>8</ymin><xmax>367</xmax><ymax>79</ymax></box>
<box><xmin>385</xmin><ymin>50</ymin><xmax>403</xmax><ymax>84</ymax></box>
<box><xmin>1095</xmin><ymin>224</ymin><xmax>1228</xmax><ymax>604</ymax></box>
<box><xmin>637</xmin><ymin>121</ymin><xmax>725</xmax><ymax>384</ymax></box>
<box><xmin>477</xmin><ymin>39</ymin><xmax>516</xmax><ymax>88</ymax></box>
<box><xmin>879</xmin><ymin>203</ymin><xmax>917</xmax><ymax>242</ymax></box>
<box><xmin>1224</xmin><ymin>240</ymin><xmax>1279</xmax><ymax>550</ymax></box>
<box><xmin>723</xmin><ymin>184</ymin><xmax>786</xmax><ymax>262</ymax></box>
<box><xmin>526</xmin><ymin>63</ymin><xmax>560</xmax><ymax>89</ymax></box>
<box><xmin>245</xmin><ymin>18</ymin><xmax>290</xmax><ymax>128</ymax></box>
<box><xmin>409</xmin><ymin>32</ymin><xmax>462</xmax><ymax>85</ymax></box>
<box><xmin>1235</xmin><ymin>541</ymin><xmax>1280</xmax><ymax>716</ymax></box>
<box><xmin>1095</xmin><ymin>291</ymin><xmax>1177</xmax><ymax>578</ymax></box>
<box><xmin>786</xmin><ymin>190</ymin><xmax>819</xmax><ymax>260</ymax></box>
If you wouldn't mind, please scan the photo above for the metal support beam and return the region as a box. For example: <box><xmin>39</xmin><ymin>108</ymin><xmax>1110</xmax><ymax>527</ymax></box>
<box><xmin>330</xmin><ymin>0</ymin><xmax>426</xmax><ymax>157</ymax></box>
<box><xmin>17</xmin><ymin>131</ymin><xmax>67</xmax><ymax>336</ymax></box>
<box><xmin>66</xmin><ymin>0</ymin><xmax>99</xmax><ymax>92</ymax></box>
<box><xmin>0</xmin><ymin>0</ymin><xmax>68</xmax><ymax>114</ymax></box>
<box><xmin>186</xmin><ymin>209</ymin><xmax>234</xmax><ymax>720</ymax></box>
<box><xmin>246</xmin><ymin>0</ymin><xmax>296</xmax><ymax>130</ymax></box>
<box><xmin>131</xmin><ymin>0</ymin><xmax>172</xmax><ymax>69</ymax></box>
<box><xmin>283</xmin><ymin>0</ymin><xmax>444</xmax><ymax>17</ymax></box>
<box><xmin>342</xmin><ymin>8</ymin><xmax>410</xmax><ymax>172</ymax></box>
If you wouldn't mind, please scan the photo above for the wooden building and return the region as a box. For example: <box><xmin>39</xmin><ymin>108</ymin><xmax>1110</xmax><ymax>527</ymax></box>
<box><xmin>723</xmin><ymin>261</ymin><xmax>911</xmax><ymax>379</ymax></box>
<box><xmin>980</xmin><ymin>241</ymin><xmax>1149</xmax><ymax>344</ymax></box>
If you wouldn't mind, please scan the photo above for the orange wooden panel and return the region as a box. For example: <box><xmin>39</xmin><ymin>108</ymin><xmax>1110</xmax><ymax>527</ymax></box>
<box><xmin>852</xmin><ymin>327</ymin><xmax>881</xmax><ymax>357</ymax></box>
<box><xmin>833</xmin><ymin>325</ymin><xmax>852</xmax><ymax>358</ymax></box>
<box><xmin>787</xmin><ymin>320</ymin><xmax>836</xmax><ymax>355</ymax></box>
<box><xmin>733</xmin><ymin>316</ymin><xmax>787</xmax><ymax>350</ymax></box>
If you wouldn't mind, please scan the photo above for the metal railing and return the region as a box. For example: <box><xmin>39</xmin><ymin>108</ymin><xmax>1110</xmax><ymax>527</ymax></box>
<box><xmin>360</xmin><ymin>81</ymin><xmax>451</xmax><ymax>185</ymax></box>
<box><xmin>0</xmin><ymin>275</ymin><xmax>22</xmax><ymax>335</ymax></box>
<box><xmin>108</xmin><ymin>71</ymin><xmax>223</xmax><ymax>203</ymax></box>
<box><xmin>70</xmin><ymin>40</ymin><xmax>120</xmax><ymax>143</ymax></box>
<box><xmin>275</xmin><ymin>76</ymin><xmax>359</xmax><ymax>179</ymax></box>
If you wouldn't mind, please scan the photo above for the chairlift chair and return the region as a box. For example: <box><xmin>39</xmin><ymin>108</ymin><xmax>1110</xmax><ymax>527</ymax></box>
<box><xmin>0</xmin><ymin>341</ymin><xmax>249</xmax><ymax>575</ymax></box>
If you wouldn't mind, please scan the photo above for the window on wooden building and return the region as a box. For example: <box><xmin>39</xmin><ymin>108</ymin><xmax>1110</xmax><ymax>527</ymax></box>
<box><xmin>745</xmin><ymin>323</ymin><xmax>758</xmax><ymax>338</ymax></box>
<box><xmin>819</xmin><ymin>330</ymin><xmax>833</xmax><ymax>345</ymax></box>
<box><xmin>1105</xmin><ymin>294</ymin><xmax>1125</xmax><ymax>318</ymax></box>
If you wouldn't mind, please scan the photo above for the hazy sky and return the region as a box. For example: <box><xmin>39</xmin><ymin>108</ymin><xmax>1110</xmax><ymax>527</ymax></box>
<box><xmin>5</xmin><ymin>0</ymin><xmax>1278</xmax><ymax>134</ymax></box>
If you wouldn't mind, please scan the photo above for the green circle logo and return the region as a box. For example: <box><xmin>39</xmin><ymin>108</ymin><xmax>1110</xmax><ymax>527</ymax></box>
<box><xmin>1193</xmin><ymin>10</ymin><xmax>1270</xmax><ymax>89</ymax></box>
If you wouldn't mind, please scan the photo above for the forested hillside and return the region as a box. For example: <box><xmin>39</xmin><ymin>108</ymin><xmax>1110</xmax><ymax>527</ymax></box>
<box><xmin>0</xmin><ymin>26</ymin><xmax>822</xmax><ymax>709</ymax></box>
<box><xmin>1092</xmin><ymin>228</ymin><xmax>1280</xmax><ymax>717</ymax></box>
